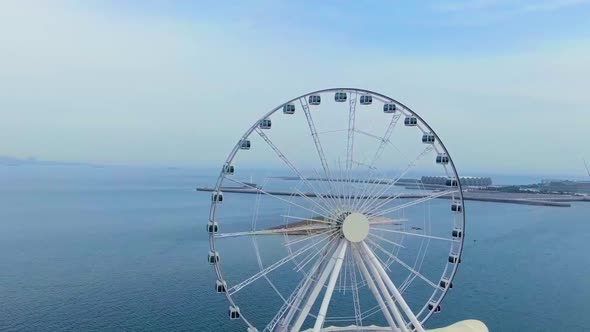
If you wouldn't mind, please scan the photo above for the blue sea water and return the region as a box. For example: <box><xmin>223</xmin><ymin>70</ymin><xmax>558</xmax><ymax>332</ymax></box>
<box><xmin>0</xmin><ymin>165</ymin><xmax>589</xmax><ymax>331</ymax></box>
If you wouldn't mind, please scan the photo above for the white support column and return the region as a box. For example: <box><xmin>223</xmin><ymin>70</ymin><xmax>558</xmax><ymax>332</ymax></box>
<box><xmin>280</xmin><ymin>254</ymin><xmax>325</xmax><ymax>331</ymax></box>
<box><xmin>360</xmin><ymin>245</ymin><xmax>408</xmax><ymax>332</ymax></box>
<box><xmin>361</xmin><ymin>242</ymin><xmax>425</xmax><ymax>332</ymax></box>
<box><xmin>313</xmin><ymin>241</ymin><xmax>348</xmax><ymax>331</ymax></box>
<box><xmin>291</xmin><ymin>240</ymin><xmax>345</xmax><ymax>332</ymax></box>
<box><xmin>351</xmin><ymin>246</ymin><xmax>400</xmax><ymax>332</ymax></box>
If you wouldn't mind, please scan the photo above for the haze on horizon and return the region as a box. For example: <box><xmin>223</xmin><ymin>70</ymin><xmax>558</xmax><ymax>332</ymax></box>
<box><xmin>1</xmin><ymin>1</ymin><xmax>589</xmax><ymax>176</ymax></box>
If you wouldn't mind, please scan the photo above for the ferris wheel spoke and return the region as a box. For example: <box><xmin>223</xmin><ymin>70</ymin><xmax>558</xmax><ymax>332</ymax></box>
<box><xmin>227</xmin><ymin>234</ymin><xmax>335</xmax><ymax>296</ymax></box>
<box><xmin>367</xmin><ymin>232</ymin><xmax>406</xmax><ymax>249</ymax></box>
<box><xmin>346</xmin><ymin>92</ymin><xmax>357</xmax><ymax>172</ymax></box>
<box><xmin>353</xmin><ymin>168</ymin><xmax>394</xmax><ymax>213</ymax></box>
<box><xmin>294</xmin><ymin>234</ymin><xmax>339</xmax><ymax>273</ymax></box>
<box><xmin>346</xmin><ymin>155</ymin><xmax>380</xmax><ymax>212</ymax></box>
<box><xmin>361</xmin><ymin>242</ymin><xmax>424</xmax><ymax>332</ymax></box>
<box><xmin>349</xmin><ymin>164</ymin><xmax>386</xmax><ymax>213</ymax></box>
<box><xmin>284</xmin><ymin>228</ymin><xmax>338</xmax><ymax>247</ymax></box>
<box><xmin>294</xmin><ymin>188</ymin><xmax>336</xmax><ymax>218</ymax></box>
<box><xmin>280</xmin><ymin>214</ymin><xmax>336</xmax><ymax>226</ymax></box>
<box><xmin>369</xmin><ymin>217</ymin><xmax>407</xmax><ymax>226</ymax></box>
<box><xmin>216</xmin><ymin>225</ymin><xmax>334</xmax><ymax>239</ymax></box>
<box><xmin>366</xmin><ymin>238</ymin><xmax>439</xmax><ymax>290</ymax></box>
<box><xmin>309</xmin><ymin>167</ymin><xmax>343</xmax><ymax>211</ymax></box>
<box><xmin>224</xmin><ymin>177</ymin><xmax>338</xmax><ymax>223</ymax></box>
<box><xmin>368</xmin><ymin>189</ymin><xmax>458</xmax><ymax>218</ymax></box>
<box><xmin>299</xmin><ymin>97</ymin><xmax>343</xmax><ymax>210</ymax></box>
<box><xmin>351</xmin><ymin>244</ymin><xmax>401</xmax><ymax>330</ymax></box>
<box><xmin>358</xmin><ymin>145</ymin><xmax>434</xmax><ymax>213</ymax></box>
<box><xmin>370</xmin><ymin>112</ymin><xmax>403</xmax><ymax>169</ymax></box>
<box><xmin>255</xmin><ymin>128</ymin><xmax>340</xmax><ymax>213</ymax></box>
<box><xmin>370</xmin><ymin>227</ymin><xmax>456</xmax><ymax>242</ymax></box>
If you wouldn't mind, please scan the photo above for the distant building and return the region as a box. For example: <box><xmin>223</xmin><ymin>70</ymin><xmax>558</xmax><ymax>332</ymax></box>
<box><xmin>540</xmin><ymin>180</ymin><xmax>590</xmax><ymax>194</ymax></box>
<box><xmin>421</xmin><ymin>176</ymin><xmax>492</xmax><ymax>187</ymax></box>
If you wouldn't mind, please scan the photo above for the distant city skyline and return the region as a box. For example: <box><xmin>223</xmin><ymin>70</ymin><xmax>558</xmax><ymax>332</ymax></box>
<box><xmin>1</xmin><ymin>1</ymin><xmax>589</xmax><ymax>175</ymax></box>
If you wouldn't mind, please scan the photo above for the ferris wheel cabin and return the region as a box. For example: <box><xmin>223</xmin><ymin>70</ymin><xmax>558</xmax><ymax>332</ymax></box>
<box><xmin>222</xmin><ymin>164</ymin><xmax>234</xmax><ymax>175</ymax></box>
<box><xmin>440</xmin><ymin>278</ymin><xmax>453</xmax><ymax>289</ymax></box>
<box><xmin>451</xmin><ymin>202</ymin><xmax>462</xmax><ymax>212</ymax></box>
<box><xmin>283</xmin><ymin>103</ymin><xmax>295</xmax><ymax>114</ymax></box>
<box><xmin>207</xmin><ymin>221</ymin><xmax>218</xmax><ymax>233</ymax></box>
<box><xmin>228</xmin><ymin>306</ymin><xmax>241</xmax><ymax>319</ymax></box>
<box><xmin>452</xmin><ymin>228</ymin><xmax>463</xmax><ymax>239</ymax></box>
<box><xmin>422</xmin><ymin>133</ymin><xmax>436</xmax><ymax>144</ymax></box>
<box><xmin>334</xmin><ymin>92</ymin><xmax>347</xmax><ymax>102</ymax></box>
<box><xmin>446</xmin><ymin>178</ymin><xmax>459</xmax><ymax>187</ymax></box>
<box><xmin>383</xmin><ymin>103</ymin><xmax>397</xmax><ymax>113</ymax></box>
<box><xmin>428</xmin><ymin>301</ymin><xmax>442</xmax><ymax>313</ymax></box>
<box><xmin>216</xmin><ymin>280</ymin><xmax>227</xmax><ymax>293</ymax></box>
<box><xmin>308</xmin><ymin>95</ymin><xmax>321</xmax><ymax>105</ymax></box>
<box><xmin>436</xmin><ymin>154</ymin><xmax>450</xmax><ymax>164</ymax></box>
<box><xmin>208</xmin><ymin>251</ymin><xmax>220</xmax><ymax>264</ymax></box>
<box><xmin>212</xmin><ymin>192</ymin><xmax>224</xmax><ymax>203</ymax></box>
<box><xmin>360</xmin><ymin>94</ymin><xmax>372</xmax><ymax>105</ymax></box>
<box><xmin>448</xmin><ymin>253</ymin><xmax>461</xmax><ymax>264</ymax></box>
<box><xmin>240</xmin><ymin>139</ymin><xmax>251</xmax><ymax>150</ymax></box>
<box><xmin>259</xmin><ymin>119</ymin><xmax>272</xmax><ymax>129</ymax></box>
<box><xmin>404</xmin><ymin>116</ymin><xmax>418</xmax><ymax>126</ymax></box>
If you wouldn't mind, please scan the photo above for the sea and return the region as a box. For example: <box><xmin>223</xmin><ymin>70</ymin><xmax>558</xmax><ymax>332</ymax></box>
<box><xmin>0</xmin><ymin>165</ymin><xmax>589</xmax><ymax>332</ymax></box>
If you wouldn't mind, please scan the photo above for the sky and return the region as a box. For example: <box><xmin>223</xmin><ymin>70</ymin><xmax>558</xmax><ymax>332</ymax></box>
<box><xmin>0</xmin><ymin>0</ymin><xmax>589</xmax><ymax>175</ymax></box>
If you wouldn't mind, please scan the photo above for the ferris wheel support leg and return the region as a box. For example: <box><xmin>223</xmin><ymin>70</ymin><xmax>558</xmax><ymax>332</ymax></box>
<box><xmin>361</xmin><ymin>242</ymin><xmax>425</xmax><ymax>332</ymax></box>
<box><xmin>281</xmin><ymin>242</ymin><xmax>337</xmax><ymax>331</ymax></box>
<box><xmin>291</xmin><ymin>240</ymin><xmax>345</xmax><ymax>332</ymax></box>
<box><xmin>359</xmin><ymin>244</ymin><xmax>408</xmax><ymax>332</ymax></box>
<box><xmin>351</xmin><ymin>245</ymin><xmax>400</xmax><ymax>331</ymax></box>
<box><xmin>312</xmin><ymin>241</ymin><xmax>348</xmax><ymax>331</ymax></box>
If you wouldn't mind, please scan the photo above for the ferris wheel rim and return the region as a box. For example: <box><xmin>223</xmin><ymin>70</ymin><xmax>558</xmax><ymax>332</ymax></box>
<box><xmin>206</xmin><ymin>88</ymin><xmax>466</xmax><ymax>331</ymax></box>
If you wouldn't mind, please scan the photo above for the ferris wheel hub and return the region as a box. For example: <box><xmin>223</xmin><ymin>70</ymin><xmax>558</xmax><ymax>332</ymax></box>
<box><xmin>341</xmin><ymin>212</ymin><xmax>370</xmax><ymax>243</ymax></box>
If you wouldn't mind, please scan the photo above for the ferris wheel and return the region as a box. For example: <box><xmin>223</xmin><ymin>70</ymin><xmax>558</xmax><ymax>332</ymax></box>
<box><xmin>206</xmin><ymin>88</ymin><xmax>466</xmax><ymax>332</ymax></box>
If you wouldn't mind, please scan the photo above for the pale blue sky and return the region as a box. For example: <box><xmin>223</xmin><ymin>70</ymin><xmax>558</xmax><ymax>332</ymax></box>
<box><xmin>0</xmin><ymin>0</ymin><xmax>589</xmax><ymax>175</ymax></box>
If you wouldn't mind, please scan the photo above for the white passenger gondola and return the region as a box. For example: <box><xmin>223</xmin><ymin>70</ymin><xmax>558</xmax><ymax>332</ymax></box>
<box><xmin>436</xmin><ymin>154</ymin><xmax>449</xmax><ymax>164</ymax></box>
<box><xmin>212</xmin><ymin>191</ymin><xmax>224</xmax><ymax>203</ymax></box>
<box><xmin>448</xmin><ymin>253</ymin><xmax>461</xmax><ymax>264</ymax></box>
<box><xmin>283</xmin><ymin>103</ymin><xmax>295</xmax><ymax>114</ymax></box>
<box><xmin>334</xmin><ymin>92</ymin><xmax>347</xmax><ymax>102</ymax></box>
<box><xmin>446</xmin><ymin>178</ymin><xmax>459</xmax><ymax>187</ymax></box>
<box><xmin>359</xmin><ymin>94</ymin><xmax>372</xmax><ymax>105</ymax></box>
<box><xmin>422</xmin><ymin>133</ymin><xmax>435</xmax><ymax>144</ymax></box>
<box><xmin>440</xmin><ymin>278</ymin><xmax>453</xmax><ymax>289</ymax></box>
<box><xmin>222</xmin><ymin>164</ymin><xmax>234</xmax><ymax>175</ymax></box>
<box><xmin>208</xmin><ymin>251</ymin><xmax>220</xmax><ymax>264</ymax></box>
<box><xmin>207</xmin><ymin>220</ymin><xmax>218</xmax><ymax>233</ymax></box>
<box><xmin>383</xmin><ymin>103</ymin><xmax>396</xmax><ymax>113</ymax></box>
<box><xmin>404</xmin><ymin>116</ymin><xmax>418</xmax><ymax>126</ymax></box>
<box><xmin>240</xmin><ymin>139</ymin><xmax>251</xmax><ymax>150</ymax></box>
<box><xmin>259</xmin><ymin>119</ymin><xmax>272</xmax><ymax>129</ymax></box>
<box><xmin>451</xmin><ymin>201</ymin><xmax>462</xmax><ymax>212</ymax></box>
<box><xmin>229</xmin><ymin>306</ymin><xmax>241</xmax><ymax>319</ymax></box>
<box><xmin>452</xmin><ymin>227</ymin><xmax>463</xmax><ymax>239</ymax></box>
<box><xmin>428</xmin><ymin>301</ymin><xmax>441</xmax><ymax>313</ymax></box>
<box><xmin>216</xmin><ymin>280</ymin><xmax>227</xmax><ymax>293</ymax></box>
<box><xmin>308</xmin><ymin>95</ymin><xmax>321</xmax><ymax>105</ymax></box>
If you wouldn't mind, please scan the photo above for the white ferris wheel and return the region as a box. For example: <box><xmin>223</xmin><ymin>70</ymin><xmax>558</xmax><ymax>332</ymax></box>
<box><xmin>206</xmin><ymin>88</ymin><xmax>467</xmax><ymax>332</ymax></box>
